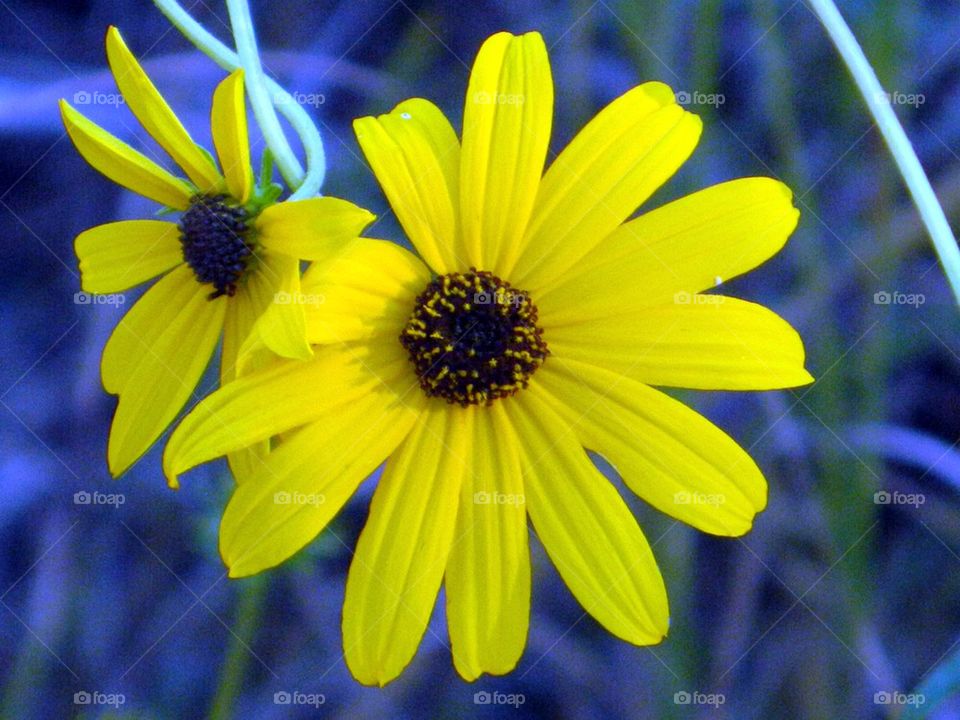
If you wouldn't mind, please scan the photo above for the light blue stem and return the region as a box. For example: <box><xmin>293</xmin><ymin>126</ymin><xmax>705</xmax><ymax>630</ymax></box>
<box><xmin>151</xmin><ymin>0</ymin><xmax>326</xmax><ymax>198</ymax></box>
<box><xmin>808</xmin><ymin>0</ymin><xmax>960</xmax><ymax>306</ymax></box>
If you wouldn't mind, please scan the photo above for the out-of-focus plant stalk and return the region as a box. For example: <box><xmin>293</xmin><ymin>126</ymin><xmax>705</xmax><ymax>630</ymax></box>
<box><xmin>151</xmin><ymin>0</ymin><xmax>327</xmax><ymax>199</ymax></box>
<box><xmin>808</xmin><ymin>0</ymin><xmax>960</xmax><ymax>306</ymax></box>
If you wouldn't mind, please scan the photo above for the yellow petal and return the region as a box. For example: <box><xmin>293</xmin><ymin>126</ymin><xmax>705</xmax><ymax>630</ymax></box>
<box><xmin>445</xmin><ymin>403</ymin><xmax>530</xmax><ymax>681</ymax></box>
<box><xmin>353</xmin><ymin>98</ymin><xmax>463</xmax><ymax>273</ymax></box>
<box><xmin>211</xmin><ymin>69</ymin><xmax>254</xmax><ymax>203</ymax></box>
<box><xmin>221</xmin><ymin>267</ymin><xmax>278</xmax><ymax>484</ymax></box>
<box><xmin>533</xmin><ymin>359</ymin><xmax>766</xmax><ymax>536</ymax></box>
<box><xmin>514</xmin><ymin>85</ymin><xmax>702</xmax><ymax>291</ymax></box>
<box><xmin>60</xmin><ymin>100</ymin><xmax>193</xmax><ymax>210</ymax></box>
<box><xmin>343</xmin><ymin>404</ymin><xmax>467</xmax><ymax>686</ymax></box>
<box><xmin>537</xmin><ymin>177</ymin><xmax>800</xmax><ymax>319</ymax></box>
<box><xmin>221</xmin><ymin>375</ymin><xmax>423</xmax><ymax>577</ymax></box>
<box><xmin>76</xmin><ymin>220</ymin><xmax>183</xmax><ymax>293</ymax></box>
<box><xmin>505</xmin><ymin>391</ymin><xmax>669</xmax><ymax>645</ymax></box>
<box><xmin>301</xmin><ymin>238</ymin><xmax>430</xmax><ymax>345</ymax></box>
<box><xmin>459</xmin><ymin>31</ymin><xmax>553</xmax><ymax>274</ymax></box>
<box><xmin>102</xmin><ymin>264</ymin><xmax>226</xmax><ymax>476</ymax></box>
<box><xmin>105</xmin><ymin>26</ymin><xmax>223</xmax><ymax>193</ymax></box>
<box><xmin>546</xmin><ymin>296</ymin><xmax>813</xmax><ymax>390</ymax></box>
<box><xmin>257</xmin><ymin>197</ymin><xmax>375</xmax><ymax>261</ymax></box>
<box><xmin>163</xmin><ymin>340</ymin><xmax>413</xmax><ymax>487</ymax></box>
<box><xmin>245</xmin><ymin>252</ymin><xmax>313</xmax><ymax>361</ymax></box>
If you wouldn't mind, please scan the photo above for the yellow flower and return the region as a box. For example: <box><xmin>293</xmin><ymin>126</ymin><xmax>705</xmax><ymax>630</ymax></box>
<box><xmin>63</xmin><ymin>27</ymin><xmax>374</xmax><ymax>477</ymax></box>
<box><xmin>163</xmin><ymin>31</ymin><xmax>813</xmax><ymax>685</ymax></box>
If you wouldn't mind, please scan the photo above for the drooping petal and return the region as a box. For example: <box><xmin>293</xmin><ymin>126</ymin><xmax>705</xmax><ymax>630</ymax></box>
<box><xmin>533</xmin><ymin>359</ymin><xmax>766</xmax><ymax>536</ymax></box>
<box><xmin>163</xmin><ymin>339</ymin><xmax>414</xmax><ymax>487</ymax></box>
<box><xmin>445</xmin><ymin>403</ymin><xmax>530</xmax><ymax>680</ymax></box>
<box><xmin>257</xmin><ymin>197</ymin><xmax>376</xmax><ymax>260</ymax></box>
<box><xmin>354</xmin><ymin>98</ymin><xmax>463</xmax><ymax>273</ymax></box>
<box><xmin>514</xmin><ymin>83</ymin><xmax>702</xmax><ymax>291</ymax></box>
<box><xmin>459</xmin><ymin>31</ymin><xmax>553</xmax><ymax>274</ymax></box>
<box><xmin>220</xmin><ymin>371</ymin><xmax>424</xmax><ymax>577</ymax></box>
<box><xmin>504</xmin><ymin>392</ymin><xmax>669</xmax><ymax>645</ymax></box>
<box><xmin>301</xmin><ymin>238</ymin><xmax>430</xmax><ymax>345</ymax></box>
<box><xmin>536</xmin><ymin>177</ymin><xmax>800</xmax><ymax>319</ymax></box>
<box><xmin>102</xmin><ymin>264</ymin><xmax>226</xmax><ymax>476</ymax></box>
<box><xmin>546</xmin><ymin>296</ymin><xmax>813</xmax><ymax>390</ymax></box>
<box><xmin>243</xmin><ymin>252</ymin><xmax>313</xmax><ymax>361</ymax></box>
<box><xmin>60</xmin><ymin>100</ymin><xmax>193</xmax><ymax>210</ymax></box>
<box><xmin>105</xmin><ymin>26</ymin><xmax>223</xmax><ymax>194</ymax></box>
<box><xmin>211</xmin><ymin>69</ymin><xmax>254</xmax><ymax>203</ymax></box>
<box><xmin>343</xmin><ymin>404</ymin><xmax>467</xmax><ymax>686</ymax></box>
<box><xmin>75</xmin><ymin>220</ymin><xmax>183</xmax><ymax>293</ymax></box>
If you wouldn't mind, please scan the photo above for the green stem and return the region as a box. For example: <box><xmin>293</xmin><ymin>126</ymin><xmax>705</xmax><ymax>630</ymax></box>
<box><xmin>208</xmin><ymin>575</ymin><xmax>269</xmax><ymax>720</ymax></box>
<box><xmin>808</xmin><ymin>0</ymin><xmax>960</xmax><ymax>305</ymax></box>
<box><xmin>151</xmin><ymin>0</ymin><xmax>327</xmax><ymax>198</ymax></box>
<box><xmin>224</xmin><ymin>0</ymin><xmax>302</xmax><ymax>189</ymax></box>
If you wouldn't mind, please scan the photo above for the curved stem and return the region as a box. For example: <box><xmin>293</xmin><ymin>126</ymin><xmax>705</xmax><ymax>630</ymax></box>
<box><xmin>151</xmin><ymin>0</ymin><xmax>326</xmax><ymax>196</ymax></box>
<box><xmin>808</xmin><ymin>0</ymin><xmax>960</xmax><ymax>305</ymax></box>
<box><xmin>208</xmin><ymin>575</ymin><xmax>269</xmax><ymax>720</ymax></box>
<box><xmin>225</xmin><ymin>0</ymin><xmax>302</xmax><ymax>188</ymax></box>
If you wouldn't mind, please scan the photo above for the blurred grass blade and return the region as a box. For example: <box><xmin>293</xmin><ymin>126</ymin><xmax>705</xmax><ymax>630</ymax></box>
<box><xmin>902</xmin><ymin>639</ymin><xmax>960</xmax><ymax>719</ymax></box>
<box><xmin>808</xmin><ymin>0</ymin><xmax>960</xmax><ymax>306</ymax></box>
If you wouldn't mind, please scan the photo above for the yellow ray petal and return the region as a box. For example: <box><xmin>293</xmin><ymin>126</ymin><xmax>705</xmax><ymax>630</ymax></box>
<box><xmin>343</xmin><ymin>404</ymin><xmax>468</xmax><ymax>686</ymax></box>
<box><xmin>221</xmin><ymin>385</ymin><xmax>424</xmax><ymax>577</ymax></box>
<box><xmin>105</xmin><ymin>26</ymin><xmax>223</xmax><ymax>193</ymax></box>
<box><xmin>221</xmin><ymin>266</ymin><xmax>278</xmax><ymax>483</ymax></box>
<box><xmin>60</xmin><ymin>100</ymin><xmax>193</xmax><ymax>210</ymax></box>
<box><xmin>514</xmin><ymin>86</ymin><xmax>702</xmax><ymax>292</ymax></box>
<box><xmin>546</xmin><ymin>296</ymin><xmax>813</xmax><ymax>390</ymax></box>
<box><xmin>445</xmin><ymin>403</ymin><xmax>530</xmax><ymax>681</ymax></box>
<box><xmin>505</xmin><ymin>391</ymin><xmax>669</xmax><ymax>645</ymax></box>
<box><xmin>537</xmin><ymin>178</ymin><xmax>800</xmax><ymax>319</ymax></box>
<box><xmin>353</xmin><ymin>98</ymin><xmax>463</xmax><ymax>273</ymax></box>
<box><xmin>256</xmin><ymin>197</ymin><xmax>376</xmax><ymax>260</ymax></box>
<box><xmin>102</xmin><ymin>264</ymin><xmax>226</xmax><ymax>476</ymax></box>
<box><xmin>211</xmin><ymin>69</ymin><xmax>254</xmax><ymax>203</ymax></box>
<box><xmin>163</xmin><ymin>340</ymin><xmax>413</xmax><ymax>487</ymax></box>
<box><xmin>459</xmin><ymin>31</ymin><xmax>553</xmax><ymax>274</ymax></box>
<box><xmin>76</xmin><ymin>220</ymin><xmax>183</xmax><ymax>293</ymax></box>
<box><xmin>533</xmin><ymin>360</ymin><xmax>766</xmax><ymax>536</ymax></box>
<box><xmin>243</xmin><ymin>252</ymin><xmax>313</xmax><ymax>361</ymax></box>
<box><xmin>300</xmin><ymin>238</ymin><xmax>430</xmax><ymax>345</ymax></box>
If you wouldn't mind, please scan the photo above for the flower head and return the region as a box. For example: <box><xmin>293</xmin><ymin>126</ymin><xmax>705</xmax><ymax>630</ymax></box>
<box><xmin>63</xmin><ymin>27</ymin><xmax>374</xmax><ymax>477</ymax></box>
<box><xmin>164</xmin><ymin>31</ymin><xmax>812</xmax><ymax>685</ymax></box>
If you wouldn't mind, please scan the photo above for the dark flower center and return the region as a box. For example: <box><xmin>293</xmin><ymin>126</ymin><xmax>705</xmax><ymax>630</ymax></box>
<box><xmin>178</xmin><ymin>194</ymin><xmax>254</xmax><ymax>299</ymax></box>
<box><xmin>401</xmin><ymin>270</ymin><xmax>548</xmax><ymax>406</ymax></box>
